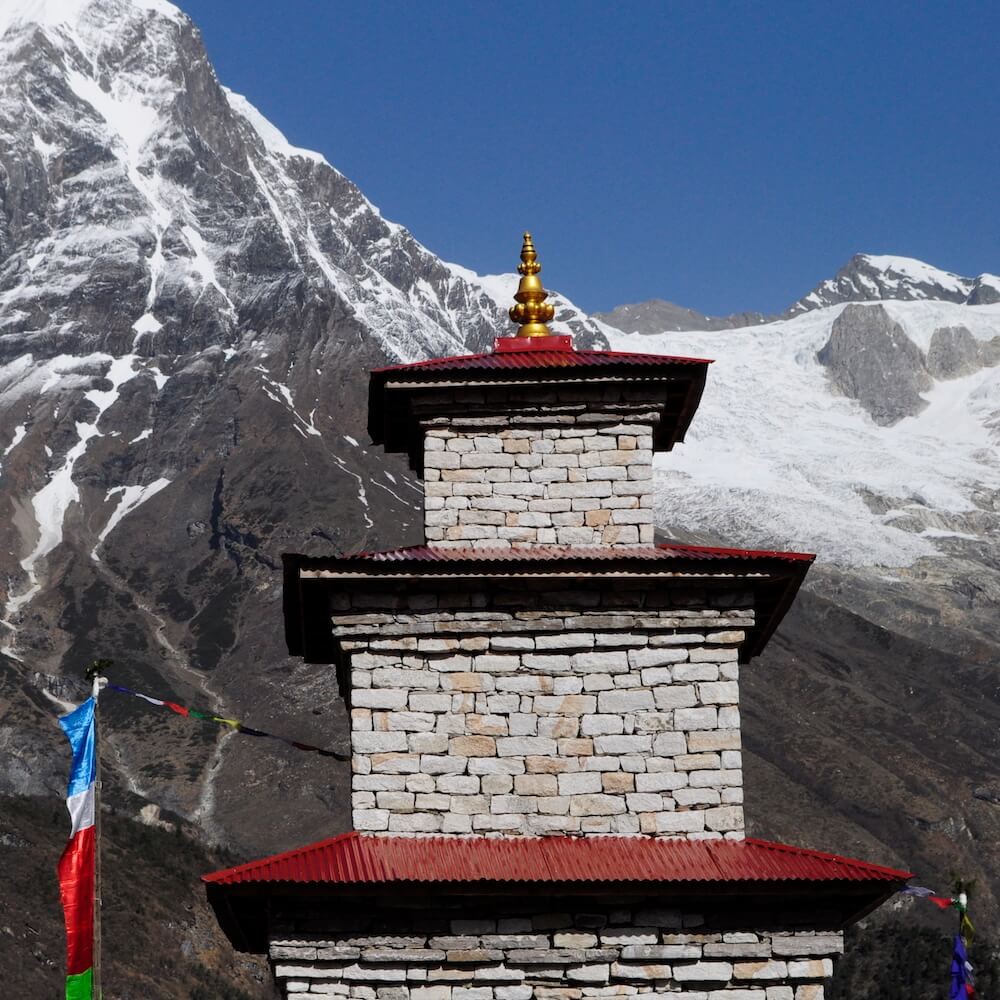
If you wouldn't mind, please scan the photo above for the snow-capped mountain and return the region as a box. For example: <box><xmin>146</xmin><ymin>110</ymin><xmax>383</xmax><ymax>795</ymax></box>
<box><xmin>0</xmin><ymin>0</ymin><xmax>609</xmax><ymax>839</ymax></box>
<box><xmin>2</xmin><ymin>1</ymin><xmax>1000</xmax><ymax>991</ymax></box>
<box><xmin>594</xmin><ymin>253</ymin><xmax>1000</xmax><ymax>336</ymax></box>
<box><xmin>789</xmin><ymin>253</ymin><xmax>1000</xmax><ymax>313</ymax></box>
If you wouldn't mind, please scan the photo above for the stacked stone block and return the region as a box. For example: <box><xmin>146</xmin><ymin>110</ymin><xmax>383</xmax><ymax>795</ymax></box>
<box><xmin>405</xmin><ymin>376</ymin><xmax>672</xmax><ymax>551</ymax></box>
<box><xmin>424</xmin><ymin>424</ymin><xmax>655</xmax><ymax>547</ymax></box>
<box><xmin>333</xmin><ymin>594</ymin><xmax>751</xmax><ymax>838</ymax></box>
<box><xmin>270</xmin><ymin>905</ymin><xmax>842</xmax><ymax>999</ymax></box>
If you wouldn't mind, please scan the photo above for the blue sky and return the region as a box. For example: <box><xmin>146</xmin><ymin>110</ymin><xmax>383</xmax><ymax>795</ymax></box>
<box><xmin>183</xmin><ymin>0</ymin><xmax>999</xmax><ymax>316</ymax></box>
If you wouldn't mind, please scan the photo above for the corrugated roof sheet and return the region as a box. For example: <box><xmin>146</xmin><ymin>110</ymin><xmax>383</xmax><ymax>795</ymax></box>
<box><xmin>204</xmin><ymin>833</ymin><xmax>910</xmax><ymax>887</ymax></box>
<box><xmin>374</xmin><ymin>347</ymin><xmax>712</xmax><ymax>376</ymax></box>
<box><xmin>324</xmin><ymin>543</ymin><xmax>815</xmax><ymax>566</ymax></box>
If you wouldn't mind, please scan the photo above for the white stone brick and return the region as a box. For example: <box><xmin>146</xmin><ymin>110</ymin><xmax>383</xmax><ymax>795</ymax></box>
<box><xmin>674</xmin><ymin>707</ymin><xmax>719</xmax><ymax>731</ymax></box>
<box><xmin>771</xmin><ymin>934</ymin><xmax>843</xmax><ymax>957</ymax></box>
<box><xmin>699</xmin><ymin>681</ymin><xmax>740</xmax><ymax>704</ymax></box>
<box><xmin>580</xmin><ymin>714</ymin><xmax>624</xmax><ymax>736</ymax></box>
<box><xmin>625</xmin><ymin>792</ymin><xmax>663</xmax><ymax>812</ymax></box>
<box><xmin>557</xmin><ymin>771</ymin><xmax>603</xmax><ymax>795</ymax></box>
<box><xmin>734</xmin><ymin>960</ymin><xmax>789</xmax><ymax>980</ymax></box>
<box><xmin>655</xmin><ymin>811</ymin><xmax>705</xmax><ymax>833</ymax></box>
<box><xmin>535</xmin><ymin>632</ymin><xmax>595</xmax><ymax>650</ymax></box>
<box><xmin>352</xmin><ymin>690</ymin><xmax>409</xmax><ymax>710</ymax></box>
<box><xmin>593</xmin><ymin>735</ymin><xmax>652</xmax><ymax>754</ymax></box>
<box><xmin>788</xmin><ymin>959</ymin><xmax>834</xmax><ymax>978</ymax></box>
<box><xmin>472</xmin><ymin>814</ymin><xmax>524</xmax><ymax>831</ymax></box>
<box><xmin>354</xmin><ymin>809</ymin><xmax>390</xmax><ymax>831</ymax></box>
<box><xmin>441</xmin><ymin>813</ymin><xmax>473</xmax><ymax>834</ymax></box>
<box><xmin>719</xmin><ymin>707</ymin><xmax>741</xmax><ymax>728</ymax></box>
<box><xmin>386</xmin><ymin>712</ymin><xmax>436</xmax><ymax>732</ymax></box>
<box><xmin>629</xmin><ymin>647</ymin><xmax>688</xmax><ymax>668</ymax></box>
<box><xmin>599</xmin><ymin>928</ymin><xmax>659</xmax><ymax>945</ymax></box>
<box><xmin>597</xmin><ymin>690</ymin><xmax>655</xmax><ymax>712</ymax></box>
<box><xmin>653</xmin><ymin>686</ymin><xmax>697</xmax><ymax>710</ymax></box>
<box><xmin>633</xmin><ymin>711</ymin><xmax>677</xmax><ymax>732</ymax></box>
<box><xmin>675</xmin><ymin>787</ymin><xmax>721</xmax><ymax>806</ymax></box>
<box><xmin>532</xmin><ymin>695</ymin><xmax>596</xmax><ymax>715</ymax></box>
<box><xmin>688</xmin><ymin>729</ymin><xmax>742</xmax><ymax>752</ymax></box>
<box><xmin>642</xmin><ymin>728</ymin><xmax>683</xmax><ymax>755</ymax></box>
<box><xmin>490</xmin><ymin>636</ymin><xmax>535</xmax><ymax>651</ymax></box>
<box><xmin>705</xmin><ymin>806</ymin><xmax>744</xmax><ymax>831</ymax></box>
<box><xmin>373</xmin><ymin>668</ymin><xmax>439</xmax><ymax>690</ymax></box>
<box><xmin>408</xmin><ymin>733</ymin><xmax>449</xmax><ymax>754</ymax></box>
<box><xmin>409</xmin><ymin>693</ymin><xmax>453</xmax><ymax>713</ymax></box>
<box><xmin>481</xmin><ymin>774</ymin><xmax>514</xmax><ymax>794</ymax></box>
<box><xmin>468</xmin><ymin>758</ymin><xmax>525</xmax><ymax>775</ymax></box>
<box><xmin>420</xmin><ymin>755</ymin><xmax>469</xmax><ymax>775</ymax></box>
<box><xmin>374</xmin><ymin>789</ymin><xmax>416</xmax><ymax>812</ymax></box>
<box><xmin>636</xmin><ymin>771</ymin><xmax>687</xmax><ymax>792</ymax></box>
<box><xmin>353</xmin><ymin>732</ymin><xmax>409</xmax><ymax>753</ymax></box>
<box><xmin>508</xmin><ymin>714</ymin><xmax>538</xmax><ymax>736</ymax></box>
<box><xmin>673</xmin><ymin>961</ymin><xmax>733</xmax><ymax>982</ymax></box>
<box><xmin>354</xmin><ymin>775</ymin><xmax>408</xmax><ymax>792</ymax></box>
<box><xmin>569</xmin><ymin>794</ymin><xmax>626</xmax><ymax>816</ymax></box>
<box><xmin>690</xmin><ymin>646</ymin><xmax>739</xmax><ymax>662</ymax></box>
<box><xmin>672</xmin><ymin>663</ymin><xmax>720</xmax><ymax>682</ymax></box>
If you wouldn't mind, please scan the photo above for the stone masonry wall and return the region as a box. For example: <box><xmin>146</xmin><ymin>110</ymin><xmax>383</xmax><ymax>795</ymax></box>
<box><xmin>423</xmin><ymin>422</ymin><xmax>655</xmax><ymax>548</ymax></box>
<box><xmin>336</xmin><ymin>600</ymin><xmax>751</xmax><ymax>838</ymax></box>
<box><xmin>270</xmin><ymin>905</ymin><xmax>843</xmax><ymax>999</ymax></box>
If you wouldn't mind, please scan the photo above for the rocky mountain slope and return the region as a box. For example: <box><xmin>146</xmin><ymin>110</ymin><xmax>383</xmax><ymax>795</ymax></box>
<box><xmin>594</xmin><ymin>299</ymin><xmax>764</xmax><ymax>334</ymax></box>
<box><xmin>1</xmin><ymin>1</ymin><xmax>999</xmax><ymax>993</ymax></box>
<box><xmin>0</xmin><ymin>0</ymin><xmax>607</xmax><ymax>842</ymax></box>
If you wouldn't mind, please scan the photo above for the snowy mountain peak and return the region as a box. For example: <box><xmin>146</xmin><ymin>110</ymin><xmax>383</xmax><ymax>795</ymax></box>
<box><xmin>856</xmin><ymin>254</ymin><xmax>969</xmax><ymax>295</ymax></box>
<box><xmin>0</xmin><ymin>0</ymin><xmax>182</xmax><ymax>38</ymax></box>
<box><xmin>0</xmin><ymin>0</ymin><xmax>612</xmax><ymax>646</ymax></box>
<box><xmin>222</xmin><ymin>89</ymin><xmax>328</xmax><ymax>166</ymax></box>
<box><xmin>787</xmin><ymin>252</ymin><xmax>987</xmax><ymax>315</ymax></box>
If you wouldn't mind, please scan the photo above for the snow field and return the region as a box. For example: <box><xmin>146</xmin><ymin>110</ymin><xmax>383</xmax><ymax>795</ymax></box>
<box><xmin>602</xmin><ymin>301</ymin><xmax>1000</xmax><ymax>568</ymax></box>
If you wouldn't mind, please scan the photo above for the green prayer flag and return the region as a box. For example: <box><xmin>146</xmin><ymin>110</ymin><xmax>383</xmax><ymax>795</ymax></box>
<box><xmin>66</xmin><ymin>967</ymin><xmax>93</xmax><ymax>1000</ymax></box>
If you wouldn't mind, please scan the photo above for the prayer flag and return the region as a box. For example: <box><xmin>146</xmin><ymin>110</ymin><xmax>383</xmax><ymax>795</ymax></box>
<box><xmin>950</xmin><ymin>934</ymin><xmax>976</xmax><ymax>999</ymax></box>
<box><xmin>929</xmin><ymin>896</ymin><xmax>957</xmax><ymax>910</ymax></box>
<box><xmin>58</xmin><ymin>698</ymin><xmax>97</xmax><ymax>999</ymax></box>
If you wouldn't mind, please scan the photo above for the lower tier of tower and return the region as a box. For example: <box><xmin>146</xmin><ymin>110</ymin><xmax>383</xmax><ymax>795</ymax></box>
<box><xmin>268</xmin><ymin>899</ymin><xmax>843</xmax><ymax>1000</ymax></box>
<box><xmin>204</xmin><ymin>833</ymin><xmax>908</xmax><ymax>1000</ymax></box>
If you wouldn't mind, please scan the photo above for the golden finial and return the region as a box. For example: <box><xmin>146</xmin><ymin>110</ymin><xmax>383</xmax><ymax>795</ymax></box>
<box><xmin>509</xmin><ymin>232</ymin><xmax>556</xmax><ymax>337</ymax></box>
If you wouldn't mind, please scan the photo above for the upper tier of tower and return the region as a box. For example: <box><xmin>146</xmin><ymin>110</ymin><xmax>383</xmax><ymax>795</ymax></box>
<box><xmin>368</xmin><ymin>235</ymin><xmax>712</xmax><ymax>547</ymax></box>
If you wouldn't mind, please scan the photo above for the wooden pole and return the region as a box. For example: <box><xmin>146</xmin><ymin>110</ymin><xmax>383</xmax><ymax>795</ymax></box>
<box><xmin>91</xmin><ymin>673</ymin><xmax>104</xmax><ymax>1000</ymax></box>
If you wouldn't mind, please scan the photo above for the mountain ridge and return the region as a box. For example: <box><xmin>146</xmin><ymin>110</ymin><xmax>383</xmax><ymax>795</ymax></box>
<box><xmin>597</xmin><ymin>253</ymin><xmax>1000</xmax><ymax>338</ymax></box>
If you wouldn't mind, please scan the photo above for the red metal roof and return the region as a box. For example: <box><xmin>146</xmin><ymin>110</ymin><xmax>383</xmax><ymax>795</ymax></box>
<box><xmin>368</xmin><ymin>337</ymin><xmax>711</xmax><ymax>469</ymax></box>
<box><xmin>373</xmin><ymin>343</ymin><xmax>713</xmax><ymax>376</ymax></box>
<box><xmin>204</xmin><ymin>833</ymin><xmax>910</xmax><ymax>887</ymax></box>
<box><xmin>318</xmin><ymin>543</ymin><xmax>815</xmax><ymax>566</ymax></box>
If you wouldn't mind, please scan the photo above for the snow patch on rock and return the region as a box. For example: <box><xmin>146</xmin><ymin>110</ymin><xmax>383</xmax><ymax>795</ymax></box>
<box><xmin>92</xmin><ymin>476</ymin><xmax>171</xmax><ymax>558</ymax></box>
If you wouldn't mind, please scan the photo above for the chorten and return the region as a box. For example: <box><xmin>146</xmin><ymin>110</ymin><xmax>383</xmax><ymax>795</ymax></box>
<box><xmin>206</xmin><ymin>235</ymin><xmax>909</xmax><ymax>999</ymax></box>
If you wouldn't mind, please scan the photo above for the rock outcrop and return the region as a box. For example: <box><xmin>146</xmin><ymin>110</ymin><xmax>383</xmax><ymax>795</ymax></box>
<box><xmin>817</xmin><ymin>304</ymin><xmax>931</xmax><ymax>424</ymax></box>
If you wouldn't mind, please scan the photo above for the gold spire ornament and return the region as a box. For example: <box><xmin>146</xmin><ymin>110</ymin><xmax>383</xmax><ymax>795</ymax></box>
<box><xmin>509</xmin><ymin>232</ymin><xmax>556</xmax><ymax>337</ymax></box>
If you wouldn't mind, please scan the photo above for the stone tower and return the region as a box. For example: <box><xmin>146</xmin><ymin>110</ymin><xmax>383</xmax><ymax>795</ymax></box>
<box><xmin>207</xmin><ymin>235</ymin><xmax>910</xmax><ymax>1000</ymax></box>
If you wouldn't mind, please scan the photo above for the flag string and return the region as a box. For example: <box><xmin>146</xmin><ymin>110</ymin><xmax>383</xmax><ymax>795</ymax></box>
<box><xmin>106</xmin><ymin>683</ymin><xmax>349</xmax><ymax>760</ymax></box>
